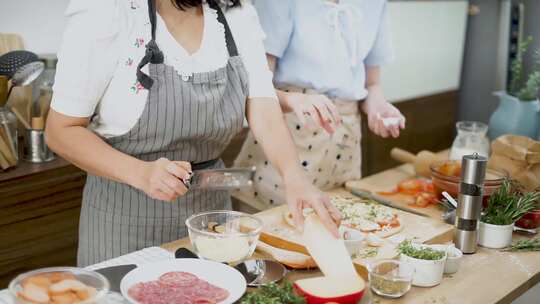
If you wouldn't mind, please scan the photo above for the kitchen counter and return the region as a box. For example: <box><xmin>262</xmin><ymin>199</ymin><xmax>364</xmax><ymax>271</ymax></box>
<box><xmin>162</xmin><ymin>162</ymin><xmax>540</xmax><ymax>304</ymax></box>
<box><xmin>162</xmin><ymin>235</ymin><xmax>540</xmax><ymax>304</ymax></box>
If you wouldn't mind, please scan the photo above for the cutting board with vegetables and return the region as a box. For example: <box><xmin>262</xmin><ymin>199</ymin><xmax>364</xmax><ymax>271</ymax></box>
<box><xmin>253</xmin><ymin>189</ymin><xmax>454</xmax><ymax>278</ymax></box>
<box><xmin>346</xmin><ymin>165</ymin><xmax>445</xmax><ymax>219</ymax></box>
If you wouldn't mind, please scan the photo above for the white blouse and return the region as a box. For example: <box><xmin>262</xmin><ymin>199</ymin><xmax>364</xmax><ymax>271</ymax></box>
<box><xmin>52</xmin><ymin>0</ymin><xmax>276</xmax><ymax>137</ymax></box>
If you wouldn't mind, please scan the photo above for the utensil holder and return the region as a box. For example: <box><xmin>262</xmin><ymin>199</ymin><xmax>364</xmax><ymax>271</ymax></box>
<box><xmin>23</xmin><ymin>129</ymin><xmax>55</xmax><ymax>163</ymax></box>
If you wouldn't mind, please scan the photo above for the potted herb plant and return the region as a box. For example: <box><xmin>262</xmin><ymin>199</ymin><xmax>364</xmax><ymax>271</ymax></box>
<box><xmin>398</xmin><ymin>240</ymin><xmax>447</xmax><ymax>287</ymax></box>
<box><xmin>489</xmin><ymin>37</ymin><xmax>540</xmax><ymax>140</ymax></box>
<box><xmin>479</xmin><ymin>180</ymin><xmax>540</xmax><ymax>249</ymax></box>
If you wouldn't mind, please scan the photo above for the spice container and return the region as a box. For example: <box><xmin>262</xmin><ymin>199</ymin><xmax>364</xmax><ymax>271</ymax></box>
<box><xmin>368</xmin><ymin>260</ymin><xmax>413</xmax><ymax>298</ymax></box>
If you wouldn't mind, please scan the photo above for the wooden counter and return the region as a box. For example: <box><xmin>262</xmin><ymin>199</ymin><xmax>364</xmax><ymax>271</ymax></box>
<box><xmin>164</xmin><ymin>162</ymin><xmax>540</xmax><ymax>304</ymax></box>
<box><xmin>0</xmin><ymin>158</ymin><xmax>86</xmax><ymax>287</ymax></box>
<box><xmin>162</xmin><ymin>235</ymin><xmax>540</xmax><ymax>304</ymax></box>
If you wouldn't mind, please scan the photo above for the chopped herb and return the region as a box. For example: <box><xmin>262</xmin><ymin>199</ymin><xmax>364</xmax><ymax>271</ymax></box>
<box><xmin>501</xmin><ymin>237</ymin><xmax>540</xmax><ymax>252</ymax></box>
<box><xmin>398</xmin><ymin>240</ymin><xmax>445</xmax><ymax>260</ymax></box>
<box><xmin>240</xmin><ymin>282</ymin><xmax>305</xmax><ymax>304</ymax></box>
<box><xmin>357</xmin><ymin>247</ymin><xmax>379</xmax><ymax>259</ymax></box>
<box><xmin>366</xmin><ymin>207</ymin><xmax>377</xmax><ymax>221</ymax></box>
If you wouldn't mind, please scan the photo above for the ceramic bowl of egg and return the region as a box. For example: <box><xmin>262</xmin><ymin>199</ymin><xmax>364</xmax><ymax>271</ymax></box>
<box><xmin>186</xmin><ymin>210</ymin><xmax>263</xmax><ymax>264</ymax></box>
<box><xmin>340</xmin><ymin>226</ymin><xmax>365</xmax><ymax>256</ymax></box>
<box><xmin>9</xmin><ymin>267</ymin><xmax>109</xmax><ymax>304</ymax></box>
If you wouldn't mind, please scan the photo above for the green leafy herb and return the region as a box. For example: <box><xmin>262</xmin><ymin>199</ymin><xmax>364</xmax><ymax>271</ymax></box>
<box><xmin>509</xmin><ymin>36</ymin><xmax>540</xmax><ymax>101</ymax></box>
<box><xmin>398</xmin><ymin>240</ymin><xmax>445</xmax><ymax>260</ymax></box>
<box><xmin>239</xmin><ymin>282</ymin><xmax>306</xmax><ymax>304</ymax></box>
<box><xmin>501</xmin><ymin>237</ymin><xmax>540</xmax><ymax>252</ymax></box>
<box><xmin>481</xmin><ymin>180</ymin><xmax>540</xmax><ymax>225</ymax></box>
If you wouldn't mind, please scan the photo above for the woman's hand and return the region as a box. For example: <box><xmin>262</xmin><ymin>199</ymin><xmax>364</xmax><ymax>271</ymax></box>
<box><xmin>136</xmin><ymin>158</ymin><xmax>192</xmax><ymax>202</ymax></box>
<box><xmin>284</xmin><ymin>92</ymin><xmax>341</xmax><ymax>134</ymax></box>
<box><xmin>284</xmin><ymin>171</ymin><xmax>342</xmax><ymax>237</ymax></box>
<box><xmin>362</xmin><ymin>86</ymin><xmax>405</xmax><ymax>138</ymax></box>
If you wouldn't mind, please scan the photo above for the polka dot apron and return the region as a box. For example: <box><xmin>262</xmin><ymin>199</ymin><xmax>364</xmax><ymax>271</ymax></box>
<box><xmin>234</xmin><ymin>87</ymin><xmax>362</xmax><ymax>210</ymax></box>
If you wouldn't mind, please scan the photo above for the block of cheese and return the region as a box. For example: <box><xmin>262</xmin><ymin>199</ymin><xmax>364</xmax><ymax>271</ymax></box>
<box><xmin>296</xmin><ymin>214</ymin><xmax>366</xmax><ymax>303</ymax></box>
<box><xmin>301</xmin><ymin>214</ymin><xmax>358</xmax><ymax>278</ymax></box>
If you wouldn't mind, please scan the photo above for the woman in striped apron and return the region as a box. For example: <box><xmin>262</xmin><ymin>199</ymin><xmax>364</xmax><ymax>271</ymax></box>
<box><xmin>46</xmin><ymin>0</ymin><xmax>340</xmax><ymax>266</ymax></box>
<box><xmin>235</xmin><ymin>0</ymin><xmax>406</xmax><ymax>209</ymax></box>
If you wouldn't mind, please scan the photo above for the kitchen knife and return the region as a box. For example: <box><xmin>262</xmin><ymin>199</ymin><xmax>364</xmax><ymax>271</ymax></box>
<box><xmin>350</xmin><ymin>189</ymin><xmax>429</xmax><ymax>217</ymax></box>
<box><xmin>94</xmin><ymin>264</ymin><xmax>137</xmax><ymax>293</ymax></box>
<box><xmin>186</xmin><ymin>166</ymin><xmax>256</xmax><ymax>190</ymax></box>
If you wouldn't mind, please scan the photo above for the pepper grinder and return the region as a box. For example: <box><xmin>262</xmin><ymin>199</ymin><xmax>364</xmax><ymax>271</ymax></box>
<box><xmin>454</xmin><ymin>153</ymin><xmax>487</xmax><ymax>254</ymax></box>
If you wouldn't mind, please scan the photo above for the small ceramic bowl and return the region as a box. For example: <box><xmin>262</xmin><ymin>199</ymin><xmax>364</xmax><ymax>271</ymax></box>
<box><xmin>340</xmin><ymin>226</ymin><xmax>365</xmax><ymax>256</ymax></box>
<box><xmin>444</xmin><ymin>246</ymin><xmax>463</xmax><ymax>274</ymax></box>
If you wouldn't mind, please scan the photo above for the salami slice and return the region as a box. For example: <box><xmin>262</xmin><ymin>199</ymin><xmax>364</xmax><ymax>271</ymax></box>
<box><xmin>159</xmin><ymin>271</ymin><xmax>198</xmax><ymax>287</ymax></box>
<box><xmin>128</xmin><ymin>271</ymin><xmax>230</xmax><ymax>304</ymax></box>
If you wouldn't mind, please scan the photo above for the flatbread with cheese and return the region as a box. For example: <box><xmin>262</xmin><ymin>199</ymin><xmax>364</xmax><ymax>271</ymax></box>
<box><xmin>283</xmin><ymin>195</ymin><xmax>403</xmax><ymax>238</ymax></box>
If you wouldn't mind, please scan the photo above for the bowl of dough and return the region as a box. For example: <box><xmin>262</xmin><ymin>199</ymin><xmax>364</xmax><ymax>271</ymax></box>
<box><xmin>186</xmin><ymin>210</ymin><xmax>264</xmax><ymax>264</ymax></box>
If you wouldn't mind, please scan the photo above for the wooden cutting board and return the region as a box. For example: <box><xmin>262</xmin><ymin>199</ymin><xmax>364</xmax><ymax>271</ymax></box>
<box><xmin>253</xmin><ymin>188</ymin><xmax>454</xmax><ymax>278</ymax></box>
<box><xmin>345</xmin><ymin>164</ymin><xmax>445</xmax><ymax>219</ymax></box>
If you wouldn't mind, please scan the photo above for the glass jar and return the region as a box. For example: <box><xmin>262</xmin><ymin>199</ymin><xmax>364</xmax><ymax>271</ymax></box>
<box><xmin>449</xmin><ymin>121</ymin><xmax>490</xmax><ymax>160</ymax></box>
<box><xmin>32</xmin><ymin>55</ymin><xmax>56</xmax><ymax>116</ymax></box>
<box><xmin>0</xmin><ymin>106</ymin><xmax>19</xmax><ymax>166</ymax></box>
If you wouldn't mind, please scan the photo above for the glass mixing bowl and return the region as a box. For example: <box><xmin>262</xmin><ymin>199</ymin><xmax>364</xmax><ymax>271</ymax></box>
<box><xmin>430</xmin><ymin>160</ymin><xmax>507</xmax><ymax>206</ymax></box>
<box><xmin>9</xmin><ymin>267</ymin><xmax>109</xmax><ymax>304</ymax></box>
<box><xmin>186</xmin><ymin>210</ymin><xmax>263</xmax><ymax>264</ymax></box>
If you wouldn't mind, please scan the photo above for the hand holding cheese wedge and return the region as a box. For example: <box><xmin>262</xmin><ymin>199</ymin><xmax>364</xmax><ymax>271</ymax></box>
<box><xmin>294</xmin><ymin>214</ymin><xmax>366</xmax><ymax>304</ymax></box>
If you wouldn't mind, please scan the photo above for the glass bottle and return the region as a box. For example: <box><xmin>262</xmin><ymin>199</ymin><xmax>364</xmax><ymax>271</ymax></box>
<box><xmin>449</xmin><ymin>121</ymin><xmax>490</xmax><ymax>160</ymax></box>
<box><xmin>0</xmin><ymin>106</ymin><xmax>19</xmax><ymax>163</ymax></box>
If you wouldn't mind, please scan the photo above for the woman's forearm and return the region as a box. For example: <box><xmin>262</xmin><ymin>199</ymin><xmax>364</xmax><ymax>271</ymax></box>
<box><xmin>45</xmin><ymin>110</ymin><xmax>146</xmax><ymax>189</ymax></box>
<box><xmin>246</xmin><ymin>99</ymin><xmax>304</xmax><ymax>180</ymax></box>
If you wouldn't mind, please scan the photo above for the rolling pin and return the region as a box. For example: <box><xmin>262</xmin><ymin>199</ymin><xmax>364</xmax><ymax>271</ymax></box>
<box><xmin>390</xmin><ymin>148</ymin><xmax>445</xmax><ymax>177</ymax></box>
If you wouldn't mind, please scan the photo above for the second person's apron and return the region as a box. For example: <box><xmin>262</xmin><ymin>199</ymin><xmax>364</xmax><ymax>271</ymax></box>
<box><xmin>77</xmin><ymin>0</ymin><xmax>249</xmax><ymax>266</ymax></box>
<box><xmin>234</xmin><ymin>87</ymin><xmax>361</xmax><ymax>211</ymax></box>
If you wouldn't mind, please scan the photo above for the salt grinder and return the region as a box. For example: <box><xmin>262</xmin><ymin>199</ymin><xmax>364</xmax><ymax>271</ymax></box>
<box><xmin>454</xmin><ymin>153</ymin><xmax>487</xmax><ymax>254</ymax></box>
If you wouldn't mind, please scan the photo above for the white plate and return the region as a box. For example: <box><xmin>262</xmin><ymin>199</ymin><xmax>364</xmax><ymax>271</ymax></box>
<box><xmin>120</xmin><ymin>259</ymin><xmax>246</xmax><ymax>304</ymax></box>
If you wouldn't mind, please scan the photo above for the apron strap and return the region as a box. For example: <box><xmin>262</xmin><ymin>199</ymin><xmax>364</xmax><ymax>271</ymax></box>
<box><xmin>207</xmin><ymin>0</ymin><xmax>239</xmax><ymax>57</ymax></box>
<box><xmin>137</xmin><ymin>0</ymin><xmax>164</xmax><ymax>90</ymax></box>
<box><xmin>137</xmin><ymin>0</ymin><xmax>240</xmax><ymax>89</ymax></box>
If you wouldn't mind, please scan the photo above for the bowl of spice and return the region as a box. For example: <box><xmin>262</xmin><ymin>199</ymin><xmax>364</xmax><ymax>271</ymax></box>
<box><xmin>398</xmin><ymin>240</ymin><xmax>447</xmax><ymax>287</ymax></box>
<box><xmin>367</xmin><ymin>260</ymin><xmax>413</xmax><ymax>298</ymax></box>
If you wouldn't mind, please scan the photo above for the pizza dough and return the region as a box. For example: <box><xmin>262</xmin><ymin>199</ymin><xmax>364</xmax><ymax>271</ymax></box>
<box><xmin>283</xmin><ymin>195</ymin><xmax>403</xmax><ymax>238</ymax></box>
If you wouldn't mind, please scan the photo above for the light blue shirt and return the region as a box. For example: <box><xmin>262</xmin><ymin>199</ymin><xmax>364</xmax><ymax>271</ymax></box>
<box><xmin>253</xmin><ymin>0</ymin><xmax>394</xmax><ymax>101</ymax></box>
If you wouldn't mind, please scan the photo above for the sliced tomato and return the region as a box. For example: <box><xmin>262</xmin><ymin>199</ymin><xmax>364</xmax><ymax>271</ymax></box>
<box><xmin>377</xmin><ymin>190</ymin><xmax>398</xmax><ymax>195</ymax></box>
<box><xmin>414</xmin><ymin>192</ymin><xmax>438</xmax><ymax>207</ymax></box>
<box><xmin>424</xmin><ymin>182</ymin><xmax>436</xmax><ymax>194</ymax></box>
<box><xmin>396</xmin><ymin>179</ymin><xmax>425</xmax><ymax>195</ymax></box>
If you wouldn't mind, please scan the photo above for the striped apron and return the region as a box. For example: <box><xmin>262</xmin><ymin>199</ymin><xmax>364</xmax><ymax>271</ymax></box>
<box><xmin>77</xmin><ymin>0</ymin><xmax>248</xmax><ymax>266</ymax></box>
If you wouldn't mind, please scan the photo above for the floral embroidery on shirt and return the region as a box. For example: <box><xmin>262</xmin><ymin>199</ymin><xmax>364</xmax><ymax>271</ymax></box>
<box><xmin>125</xmin><ymin>58</ymin><xmax>134</xmax><ymax>67</ymax></box>
<box><xmin>130</xmin><ymin>81</ymin><xmax>145</xmax><ymax>94</ymax></box>
<box><xmin>134</xmin><ymin>38</ymin><xmax>145</xmax><ymax>48</ymax></box>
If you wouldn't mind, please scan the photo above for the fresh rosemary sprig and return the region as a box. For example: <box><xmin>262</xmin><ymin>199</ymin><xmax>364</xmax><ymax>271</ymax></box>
<box><xmin>481</xmin><ymin>180</ymin><xmax>540</xmax><ymax>226</ymax></box>
<box><xmin>398</xmin><ymin>240</ymin><xmax>445</xmax><ymax>260</ymax></box>
<box><xmin>501</xmin><ymin>237</ymin><xmax>540</xmax><ymax>252</ymax></box>
<box><xmin>239</xmin><ymin>282</ymin><xmax>306</xmax><ymax>304</ymax></box>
